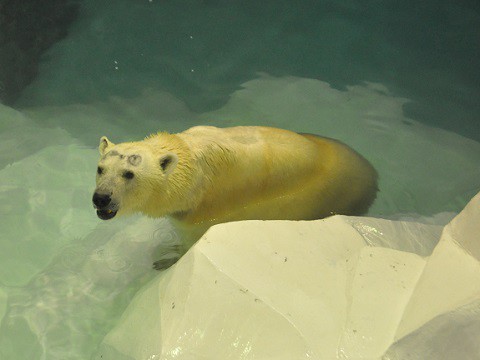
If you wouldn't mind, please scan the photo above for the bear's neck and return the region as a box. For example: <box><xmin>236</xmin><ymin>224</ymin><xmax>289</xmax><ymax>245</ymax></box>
<box><xmin>142</xmin><ymin>133</ymin><xmax>204</xmax><ymax>218</ymax></box>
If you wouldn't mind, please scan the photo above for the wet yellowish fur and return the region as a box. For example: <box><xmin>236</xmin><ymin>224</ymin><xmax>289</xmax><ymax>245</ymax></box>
<box><xmin>96</xmin><ymin>126</ymin><xmax>378</xmax><ymax>239</ymax></box>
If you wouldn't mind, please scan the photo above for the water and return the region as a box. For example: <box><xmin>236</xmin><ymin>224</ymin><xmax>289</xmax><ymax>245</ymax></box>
<box><xmin>0</xmin><ymin>0</ymin><xmax>479</xmax><ymax>358</ymax></box>
<box><xmin>17</xmin><ymin>0</ymin><xmax>480</xmax><ymax>140</ymax></box>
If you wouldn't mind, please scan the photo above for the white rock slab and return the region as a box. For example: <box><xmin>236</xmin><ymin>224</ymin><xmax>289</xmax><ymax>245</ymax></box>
<box><xmin>384</xmin><ymin>300</ymin><xmax>480</xmax><ymax>360</ymax></box>
<box><xmin>193</xmin><ymin>217</ymin><xmax>366</xmax><ymax>359</ymax></box>
<box><xmin>395</xmin><ymin>191</ymin><xmax>480</xmax><ymax>340</ymax></box>
<box><xmin>95</xmin><ymin>192</ymin><xmax>480</xmax><ymax>360</ymax></box>
<box><xmin>100</xmin><ymin>217</ymin><xmax>368</xmax><ymax>359</ymax></box>
<box><xmin>338</xmin><ymin>247</ymin><xmax>425</xmax><ymax>359</ymax></box>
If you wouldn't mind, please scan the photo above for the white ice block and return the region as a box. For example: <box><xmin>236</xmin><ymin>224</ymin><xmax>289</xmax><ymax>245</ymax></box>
<box><xmin>395</xmin><ymin>191</ymin><xmax>480</xmax><ymax>340</ymax></box>
<box><xmin>339</xmin><ymin>247</ymin><xmax>425</xmax><ymax>359</ymax></box>
<box><xmin>99</xmin><ymin>217</ymin><xmax>368</xmax><ymax>359</ymax></box>
<box><xmin>95</xmin><ymin>192</ymin><xmax>480</xmax><ymax>360</ymax></box>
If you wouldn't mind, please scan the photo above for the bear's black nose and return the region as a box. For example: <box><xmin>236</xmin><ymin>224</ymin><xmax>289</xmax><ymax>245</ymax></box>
<box><xmin>92</xmin><ymin>193</ymin><xmax>111</xmax><ymax>208</ymax></box>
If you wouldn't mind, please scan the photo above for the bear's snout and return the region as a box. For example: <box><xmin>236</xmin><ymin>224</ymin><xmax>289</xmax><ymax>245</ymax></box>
<box><xmin>92</xmin><ymin>192</ymin><xmax>111</xmax><ymax>208</ymax></box>
<box><xmin>92</xmin><ymin>192</ymin><xmax>118</xmax><ymax>220</ymax></box>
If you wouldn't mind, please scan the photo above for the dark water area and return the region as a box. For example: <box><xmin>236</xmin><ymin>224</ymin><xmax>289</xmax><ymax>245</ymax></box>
<box><xmin>2</xmin><ymin>0</ymin><xmax>479</xmax><ymax>140</ymax></box>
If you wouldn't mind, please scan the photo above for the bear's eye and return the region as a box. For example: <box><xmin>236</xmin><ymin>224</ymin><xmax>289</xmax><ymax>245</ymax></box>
<box><xmin>123</xmin><ymin>170</ymin><xmax>134</xmax><ymax>179</ymax></box>
<box><xmin>97</xmin><ymin>167</ymin><xmax>103</xmax><ymax>175</ymax></box>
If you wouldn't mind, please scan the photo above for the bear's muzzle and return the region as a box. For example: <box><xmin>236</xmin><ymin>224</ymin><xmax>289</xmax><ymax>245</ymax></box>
<box><xmin>92</xmin><ymin>192</ymin><xmax>118</xmax><ymax>220</ymax></box>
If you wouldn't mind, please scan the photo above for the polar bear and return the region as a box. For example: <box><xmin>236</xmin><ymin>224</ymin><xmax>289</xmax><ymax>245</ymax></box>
<box><xmin>93</xmin><ymin>126</ymin><xmax>378</xmax><ymax>267</ymax></box>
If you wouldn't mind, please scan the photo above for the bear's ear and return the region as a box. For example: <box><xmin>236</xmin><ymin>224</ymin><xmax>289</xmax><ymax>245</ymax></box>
<box><xmin>159</xmin><ymin>153</ymin><xmax>178</xmax><ymax>176</ymax></box>
<box><xmin>99</xmin><ymin>136</ymin><xmax>114</xmax><ymax>155</ymax></box>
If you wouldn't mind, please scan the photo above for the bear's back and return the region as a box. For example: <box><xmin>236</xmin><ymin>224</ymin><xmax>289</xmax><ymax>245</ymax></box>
<box><xmin>174</xmin><ymin>126</ymin><xmax>378</xmax><ymax>227</ymax></box>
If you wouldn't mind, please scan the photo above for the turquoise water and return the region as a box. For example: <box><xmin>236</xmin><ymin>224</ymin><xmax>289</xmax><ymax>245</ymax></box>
<box><xmin>17</xmin><ymin>0</ymin><xmax>480</xmax><ymax>141</ymax></box>
<box><xmin>0</xmin><ymin>0</ymin><xmax>479</xmax><ymax>358</ymax></box>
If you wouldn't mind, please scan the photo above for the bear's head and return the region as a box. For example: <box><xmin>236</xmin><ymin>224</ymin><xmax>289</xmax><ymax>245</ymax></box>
<box><xmin>92</xmin><ymin>136</ymin><xmax>179</xmax><ymax>220</ymax></box>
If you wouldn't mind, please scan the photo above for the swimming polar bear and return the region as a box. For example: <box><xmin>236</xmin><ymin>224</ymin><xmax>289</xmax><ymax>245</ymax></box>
<box><xmin>93</xmin><ymin>125</ymin><xmax>378</xmax><ymax>267</ymax></box>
